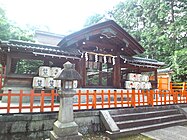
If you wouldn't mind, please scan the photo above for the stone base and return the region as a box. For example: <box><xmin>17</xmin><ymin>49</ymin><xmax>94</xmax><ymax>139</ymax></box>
<box><xmin>50</xmin><ymin>120</ymin><xmax>82</xmax><ymax>140</ymax></box>
<box><xmin>2</xmin><ymin>87</ymin><xmax>31</xmax><ymax>103</ymax></box>
<box><xmin>50</xmin><ymin>131</ymin><xmax>82</xmax><ymax>140</ymax></box>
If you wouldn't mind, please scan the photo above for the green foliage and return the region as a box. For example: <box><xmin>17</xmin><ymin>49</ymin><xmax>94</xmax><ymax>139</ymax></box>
<box><xmin>84</xmin><ymin>0</ymin><xmax>187</xmax><ymax>82</ymax></box>
<box><xmin>16</xmin><ymin>59</ymin><xmax>43</xmax><ymax>75</ymax></box>
<box><xmin>0</xmin><ymin>7</ymin><xmax>33</xmax><ymax>41</ymax></box>
<box><xmin>172</xmin><ymin>48</ymin><xmax>187</xmax><ymax>82</ymax></box>
<box><xmin>84</xmin><ymin>14</ymin><xmax>104</xmax><ymax>27</ymax></box>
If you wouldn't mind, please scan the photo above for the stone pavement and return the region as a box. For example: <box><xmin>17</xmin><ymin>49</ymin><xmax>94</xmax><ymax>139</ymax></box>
<box><xmin>142</xmin><ymin>126</ymin><xmax>187</xmax><ymax>140</ymax></box>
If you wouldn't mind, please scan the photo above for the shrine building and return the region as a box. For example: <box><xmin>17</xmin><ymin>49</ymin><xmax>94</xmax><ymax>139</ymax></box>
<box><xmin>0</xmin><ymin>20</ymin><xmax>164</xmax><ymax>94</ymax></box>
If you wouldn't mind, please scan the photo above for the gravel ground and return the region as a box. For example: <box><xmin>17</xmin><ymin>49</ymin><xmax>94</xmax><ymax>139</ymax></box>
<box><xmin>83</xmin><ymin>133</ymin><xmax>152</xmax><ymax>140</ymax></box>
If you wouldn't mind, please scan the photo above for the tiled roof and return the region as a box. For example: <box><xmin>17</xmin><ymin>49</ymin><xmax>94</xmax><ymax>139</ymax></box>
<box><xmin>121</xmin><ymin>55</ymin><xmax>165</xmax><ymax>66</ymax></box>
<box><xmin>0</xmin><ymin>40</ymin><xmax>81</xmax><ymax>56</ymax></box>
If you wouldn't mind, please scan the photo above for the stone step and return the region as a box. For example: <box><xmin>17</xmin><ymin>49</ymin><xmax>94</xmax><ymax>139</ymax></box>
<box><xmin>116</xmin><ymin>114</ymin><xmax>185</xmax><ymax>129</ymax></box>
<box><xmin>109</xmin><ymin>105</ymin><xmax>177</xmax><ymax>115</ymax></box>
<box><xmin>112</xmin><ymin>109</ymin><xmax>179</xmax><ymax>121</ymax></box>
<box><xmin>106</xmin><ymin>119</ymin><xmax>187</xmax><ymax>139</ymax></box>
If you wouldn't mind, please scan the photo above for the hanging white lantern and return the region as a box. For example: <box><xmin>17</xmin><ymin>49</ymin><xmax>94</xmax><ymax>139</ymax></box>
<box><xmin>112</xmin><ymin>57</ymin><xmax>115</xmax><ymax>65</ymax></box>
<box><xmin>104</xmin><ymin>56</ymin><xmax>107</xmax><ymax>63</ymax></box>
<box><xmin>85</xmin><ymin>52</ymin><xmax>88</xmax><ymax>61</ymax></box>
<box><xmin>95</xmin><ymin>54</ymin><xmax>98</xmax><ymax>62</ymax></box>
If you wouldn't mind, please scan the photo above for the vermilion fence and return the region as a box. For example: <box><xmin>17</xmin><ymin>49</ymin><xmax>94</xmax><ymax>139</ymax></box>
<box><xmin>171</xmin><ymin>82</ymin><xmax>187</xmax><ymax>92</ymax></box>
<box><xmin>0</xmin><ymin>66</ymin><xmax>6</xmax><ymax>90</ymax></box>
<box><xmin>0</xmin><ymin>89</ymin><xmax>186</xmax><ymax>114</ymax></box>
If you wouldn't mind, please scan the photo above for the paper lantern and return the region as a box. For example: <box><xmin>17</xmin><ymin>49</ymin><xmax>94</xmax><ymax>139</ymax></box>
<box><xmin>125</xmin><ymin>81</ymin><xmax>134</xmax><ymax>89</ymax></box>
<box><xmin>142</xmin><ymin>75</ymin><xmax>149</xmax><ymax>82</ymax></box>
<box><xmin>51</xmin><ymin>67</ymin><xmax>62</xmax><ymax>78</ymax></box>
<box><xmin>140</xmin><ymin>82</ymin><xmax>146</xmax><ymax>89</ymax></box>
<box><xmin>45</xmin><ymin>77</ymin><xmax>55</xmax><ymax>89</ymax></box>
<box><xmin>134</xmin><ymin>82</ymin><xmax>140</xmax><ymax>90</ymax></box>
<box><xmin>127</xmin><ymin>73</ymin><xmax>137</xmax><ymax>81</ymax></box>
<box><xmin>32</xmin><ymin>77</ymin><xmax>45</xmax><ymax>89</ymax></box>
<box><xmin>137</xmin><ymin>74</ymin><xmax>142</xmax><ymax>82</ymax></box>
<box><xmin>39</xmin><ymin>66</ymin><xmax>51</xmax><ymax>77</ymax></box>
<box><xmin>55</xmin><ymin>80</ymin><xmax>61</xmax><ymax>89</ymax></box>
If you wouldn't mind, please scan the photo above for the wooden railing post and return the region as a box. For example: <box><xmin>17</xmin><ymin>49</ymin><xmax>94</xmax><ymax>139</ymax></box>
<box><xmin>170</xmin><ymin>82</ymin><xmax>173</xmax><ymax>90</ymax></box>
<box><xmin>40</xmin><ymin>90</ymin><xmax>45</xmax><ymax>112</ymax></box>
<box><xmin>150</xmin><ymin>90</ymin><xmax>154</xmax><ymax>107</ymax></box>
<box><xmin>120</xmin><ymin>90</ymin><xmax>123</xmax><ymax>107</ymax></box>
<box><xmin>51</xmin><ymin>90</ymin><xmax>55</xmax><ymax>111</ymax></box>
<box><xmin>19</xmin><ymin>90</ymin><xmax>23</xmax><ymax>113</ymax></box>
<box><xmin>7</xmin><ymin>89</ymin><xmax>11</xmax><ymax>113</ymax></box>
<box><xmin>108</xmin><ymin>90</ymin><xmax>111</xmax><ymax>108</ymax></box>
<box><xmin>114</xmin><ymin>90</ymin><xmax>117</xmax><ymax>108</ymax></box>
<box><xmin>182</xmin><ymin>82</ymin><xmax>186</xmax><ymax>95</ymax></box>
<box><xmin>132</xmin><ymin>90</ymin><xmax>136</xmax><ymax>108</ymax></box>
<box><xmin>86</xmin><ymin>90</ymin><xmax>89</xmax><ymax>109</ymax></box>
<box><xmin>101</xmin><ymin>90</ymin><xmax>104</xmax><ymax>108</ymax></box>
<box><xmin>78</xmin><ymin>90</ymin><xmax>81</xmax><ymax>110</ymax></box>
<box><xmin>92</xmin><ymin>90</ymin><xmax>96</xmax><ymax>109</ymax></box>
<box><xmin>30</xmin><ymin>90</ymin><xmax>34</xmax><ymax>112</ymax></box>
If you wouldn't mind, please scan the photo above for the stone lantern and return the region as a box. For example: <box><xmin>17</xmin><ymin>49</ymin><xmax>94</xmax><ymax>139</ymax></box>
<box><xmin>50</xmin><ymin>61</ymin><xmax>82</xmax><ymax>140</ymax></box>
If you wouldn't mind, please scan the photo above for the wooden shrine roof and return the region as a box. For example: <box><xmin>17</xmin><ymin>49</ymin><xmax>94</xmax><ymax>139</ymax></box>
<box><xmin>121</xmin><ymin>55</ymin><xmax>165</xmax><ymax>68</ymax></box>
<box><xmin>58</xmin><ymin>20</ymin><xmax>145</xmax><ymax>56</ymax></box>
<box><xmin>0</xmin><ymin>40</ymin><xmax>81</xmax><ymax>58</ymax></box>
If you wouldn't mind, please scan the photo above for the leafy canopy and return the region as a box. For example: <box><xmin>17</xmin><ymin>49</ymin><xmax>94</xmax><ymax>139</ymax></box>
<box><xmin>84</xmin><ymin>0</ymin><xmax>187</xmax><ymax>82</ymax></box>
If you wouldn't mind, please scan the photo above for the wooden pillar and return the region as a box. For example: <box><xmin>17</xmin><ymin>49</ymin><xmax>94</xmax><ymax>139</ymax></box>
<box><xmin>113</xmin><ymin>55</ymin><xmax>121</xmax><ymax>88</ymax></box>
<box><xmin>99</xmin><ymin>63</ymin><xmax>102</xmax><ymax>86</ymax></box>
<box><xmin>79</xmin><ymin>58</ymin><xmax>86</xmax><ymax>87</ymax></box>
<box><xmin>6</xmin><ymin>55</ymin><xmax>11</xmax><ymax>75</ymax></box>
<box><xmin>154</xmin><ymin>69</ymin><xmax>158</xmax><ymax>89</ymax></box>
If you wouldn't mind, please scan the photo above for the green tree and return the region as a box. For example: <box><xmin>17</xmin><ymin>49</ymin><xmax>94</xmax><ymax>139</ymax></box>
<box><xmin>85</xmin><ymin>0</ymin><xmax>187</xmax><ymax>81</ymax></box>
<box><xmin>172</xmin><ymin>48</ymin><xmax>187</xmax><ymax>82</ymax></box>
<box><xmin>84</xmin><ymin>14</ymin><xmax>104</xmax><ymax>27</ymax></box>
<box><xmin>0</xmin><ymin>7</ymin><xmax>33</xmax><ymax>41</ymax></box>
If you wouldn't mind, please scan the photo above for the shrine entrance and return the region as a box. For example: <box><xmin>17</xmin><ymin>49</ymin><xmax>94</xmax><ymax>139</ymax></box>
<box><xmin>86</xmin><ymin>61</ymin><xmax>113</xmax><ymax>87</ymax></box>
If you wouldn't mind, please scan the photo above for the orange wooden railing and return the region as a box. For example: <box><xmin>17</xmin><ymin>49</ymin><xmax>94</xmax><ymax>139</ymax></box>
<box><xmin>0</xmin><ymin>65</ymin><xmax>6</xmax><ymax>90</ymax></box>
<box><xmin>0</xmin><ymin>88</ymin><xmax>186</xmax><ymax>114</ymax></box>
<box><xmin>170</xmin><ymin>82</ymin><xmax>187</xmax><ymax>96</ymax></box>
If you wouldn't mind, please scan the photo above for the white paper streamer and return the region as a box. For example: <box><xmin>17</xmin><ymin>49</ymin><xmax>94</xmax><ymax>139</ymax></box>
<box><xmin>85</xmin><ymin>52</ymin><xmax>88</xmax><ymax>61</ymax></box>
<box><xmin>112</xmin><ymin>57</ymin><xmax>115</xmax><ymax>65</ymax></box>
<box><xmin>104</xmin><ymin>56</ymin><xmax>107</xmax><ymax>63</ymax></box>
<box><xmin>95</xmin><ymin>54</ymin><xmax>98</xmax><ymax>62</ymax></box>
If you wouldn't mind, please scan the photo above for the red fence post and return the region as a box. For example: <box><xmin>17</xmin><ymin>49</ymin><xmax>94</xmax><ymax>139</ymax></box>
<box><xmin>150</xmin><ymin>90</ymin><xmax>154</xmax><ymax>107</ymax></box>
<box><xmin>132</xmin><ymin>90</ymin><xmax>136</xmax><ymax>108</ymax></box>
<box><xmin>92</xmin><ymin>90</ymin><xmax>96</xmax><ymax>109</ymax></box>
<box><xmin>7</xmin><ymin>90</ymin><xmax>11</xmax><ymax>113</ymax></box>
<box><xmin>19</xmin><ymin>90</ymin><xmax>23</xmax><ymax>113</ymax></box>
<box><xmin>86</xmin><ymin>90</ymin><xmax>89</xmax><ymax>109</ymax></box>
<box><xmin>51</xmin><ymin>90</ymin><xmax>55</xmax><ymax>111</ymax></box>
<box><xmin>108</xmin><ymin>90</ymin><xmax>111</xmax><ymax>108</ymax></box>
<box><xmin>78</xmin><ymin>90</ymin><xmax>81</xmax><ymax>110</ymax></box>
<box><xmin>40</xmin><ymin>90</ymin><xmax>45</xmax><ymax>112</ymax></box>
<box><xmin>114</xmin><ymin>90</ymin><xmax>117</xmax><ymax>108</ymax></box>
<box><xmin>101</xmin><ymin>90</ymin><xmax>104</xmax><ymax>108</ymax></box>
<box><xmin>120</xmin><ymin>90</ymin><xmax>123</xmax><ymax>107</ymax></box>
<box><xmin>30</xmin><ymin>90</ymin><xmax>34</xmax><ymax>112</ymax></box>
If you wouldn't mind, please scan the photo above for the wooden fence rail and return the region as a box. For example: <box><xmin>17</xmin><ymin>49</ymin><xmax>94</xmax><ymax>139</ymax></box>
<box><xmin>0</xmin><ymin>89</ymin><xmax>186</xmax><ymax>114</ymax></box>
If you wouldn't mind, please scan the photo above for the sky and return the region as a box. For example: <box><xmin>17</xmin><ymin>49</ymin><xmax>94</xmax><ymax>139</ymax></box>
<box><xmin>0</xmin><ymin>0</ymin><xmax>123</xmax><ymax>35</ymax></box>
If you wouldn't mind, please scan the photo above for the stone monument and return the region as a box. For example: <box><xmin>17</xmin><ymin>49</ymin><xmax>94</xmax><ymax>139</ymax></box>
<box><xmin>50</xmin><ymin>61</ymin><xmax>82</xmax><ymax>140</ymax></box>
